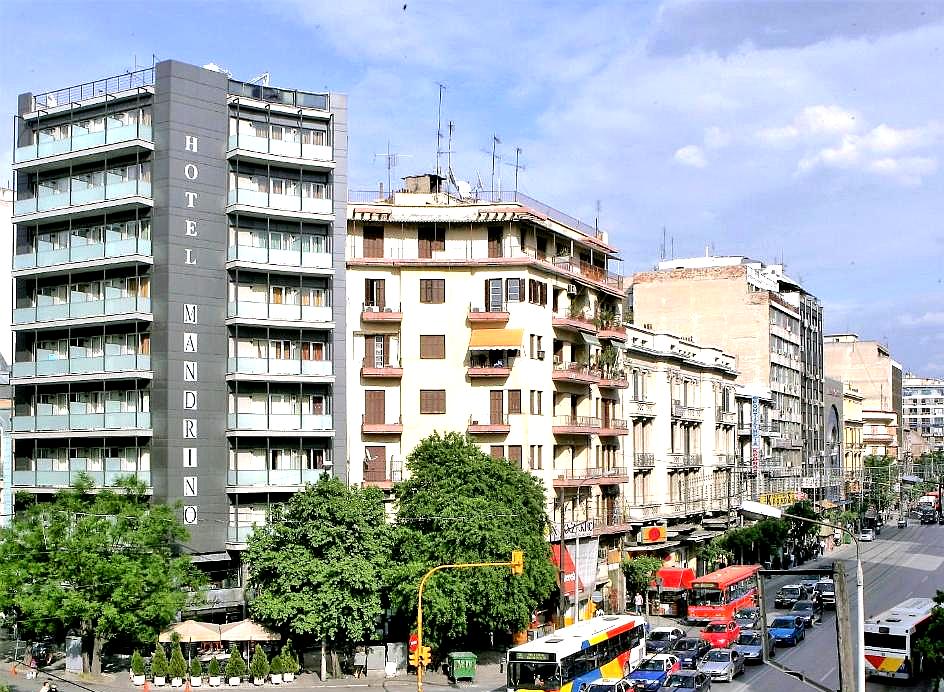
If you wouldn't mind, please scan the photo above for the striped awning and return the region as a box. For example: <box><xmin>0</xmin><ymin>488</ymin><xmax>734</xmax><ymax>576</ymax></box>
<box><xmin>469</xmin><ymin>328</ymin><xmax>524</xmax><ymax>350</ymax></box>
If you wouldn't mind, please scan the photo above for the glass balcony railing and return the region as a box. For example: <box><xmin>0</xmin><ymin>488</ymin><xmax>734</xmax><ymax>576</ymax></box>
<box><xmin>13</xmin><ymin>464</ymin><xmax>151</xmax><ymax>489</ymax></box>
<box><xmin>14</xmin><ymin>296</ymin><xmax>151</xmax><ymax>324</ymax></box>
<box><xmin>226</xmin><ymin>412</ymin><xmax>333</xmax><ymax>432</ymax></box>
<box><xmin>15</xmin><ymin>236</ymin><xmax>151</xmax><ymax>270</ymax></box>
<box><xmin>227</xmin><ymin>524</ymin><xmax>257</xmax><ymax>544</ymax></box>
<box><xmin>227</xmin><ymin>189</ymin><xmax>333</xmax><ymax>215</ymax></box>
<box><xmin>227</xmin><ymin>357</ymin><xmax>332</xmax><ymax>377</ymax></box>
<box><xmin>13</xmin><ymin>411</ymin><xmax>151</xmax><ymax>433</ymax></box>
<box><xmin>226</xmin><ymin>301</ymin><xmax>331</xmax><ymax>323</ymax></box>
<box><xmin>15</xmin><ymin>123</ymin><xmax>153</xmax><ymax>163</ymax></box>
<box><xmin>227</xmin><ymin>468</ymin><xmax>327</xmax><ymax>487</ymax></box>
<box><xmin>14</xmin><ymin>180</ymin><xmax>151</xmax><ymax>216</ymax></box>
<box><xmin>227</xmin><ymin>242</ymin><xmax>331</xmax><ymax>269</ymax></box>
<box><xmin>227</xmin><ymin>134</ymin><xmax>332</xmax><ymax>163</ymax></box>
<box><xmin>13</xmin><ymin>354</ymin><xmax>150</xmax><ymax>379</ymax></box>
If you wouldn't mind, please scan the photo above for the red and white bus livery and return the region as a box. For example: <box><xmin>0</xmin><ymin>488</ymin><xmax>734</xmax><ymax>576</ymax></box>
<box><xmin>685</xmin><ymin>565</ymin><xmax>760</xmax><ymax>624</ymax></box>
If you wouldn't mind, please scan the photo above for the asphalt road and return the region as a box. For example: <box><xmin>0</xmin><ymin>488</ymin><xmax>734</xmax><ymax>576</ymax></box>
<box><xmin>675</xmin><ymin>520</ymin><xmax>944</xmax><ymax>692</ymax></box>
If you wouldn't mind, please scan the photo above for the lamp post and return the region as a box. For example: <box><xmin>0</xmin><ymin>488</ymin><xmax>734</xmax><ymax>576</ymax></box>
<box><xmin>739</xmin><ymin>500</ymin><xmax>864</xmax><ymax>692</ymax></box>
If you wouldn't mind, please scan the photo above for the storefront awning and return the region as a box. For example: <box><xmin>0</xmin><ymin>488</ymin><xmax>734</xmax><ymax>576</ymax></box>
<box><xmin>582</xmin><ymin>333</ymin><xmax>601</xmax><ymax>346</ymax></box>
<box><xmin>626</xmin><ymin>540</ymin><xmax>682</xmax><ymax>553</ymax></box>
<box><xmin>468</xmin><ymin>328</ymin><xmax>524</xmax><ymax>350</ymax></box>
<box><xmin>651</xmin><ymin>567</ymin><xmax>695</xmax><ymax>591</ymax></box>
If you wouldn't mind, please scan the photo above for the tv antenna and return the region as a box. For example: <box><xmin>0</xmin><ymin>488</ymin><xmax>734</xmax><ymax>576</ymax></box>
<box><xmin>374</xmin><ymin>141</ymin><xmax>411</xmax><ymax>196</ymax></box>
<box><xmin>504</xmin><ymin>147</ymin><xmax>526</xmax><ymax>198</ymax></box>
<box><xmin>435</xmin><ymin>82</ymin><xmax>446</xmax><ymax>177</ymax></box>
<box><xmin>490</xmin><ymin>135</ymin><xmax>502</xmax><ymax>196</ymax></box>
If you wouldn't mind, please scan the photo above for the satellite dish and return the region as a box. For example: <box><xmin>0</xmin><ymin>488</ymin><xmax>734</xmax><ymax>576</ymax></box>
<box><xmin>456</xmin><ymin>180</ymin><xmax>472</xmax><ymax>198</ymax></box>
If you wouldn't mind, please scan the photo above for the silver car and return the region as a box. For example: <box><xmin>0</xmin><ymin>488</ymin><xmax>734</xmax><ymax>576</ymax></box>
<box><xmin>697</xmin><ymin>648</ymin><xmax>745</xmax><ymax>682</ymax></box>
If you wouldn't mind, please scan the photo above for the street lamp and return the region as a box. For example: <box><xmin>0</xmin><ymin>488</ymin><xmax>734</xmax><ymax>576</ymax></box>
<box><xmin>739</xmin><ymin>500</ymin><xmax>864</xmax><ymax>692</ymax></box>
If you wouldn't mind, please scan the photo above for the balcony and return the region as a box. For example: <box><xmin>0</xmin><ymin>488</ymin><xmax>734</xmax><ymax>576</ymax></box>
<box><xmin>592</xmin><ymin>504</ymin><xmax>636</xmax><ymax>536</ymax></box>
<box><xmin>15</xmin><ymin>121</ymin><xmax>153</xmax><ymax>170</ymax></box>
<box><xmin>597</xmin><ymin>323</ymin><xmax>628</xmax><ymax>342</ymax></box>
<box><xmin>626</xmin><ymin>399</ymin><xmax>656</xmax><ymax>417</ymax></box>
<box><xmin>552</xmin><ymin>467</ymin><xmax>629</xmax><ymax>488</ymax></box>
<box><xmin>14</xmin><ymin>179</ymin><xmax>152</xmax><ymax>222</ymax></box>
<box><xmin>226</xmin><ymin>301</ymin><xmax>332</xmax><ymax>325</ymax></box>
<box><xmin>227</xmin><ymin>412</ymin><xmax>334</xmax><ymax>435</ymax></box>
<box><xmin>672</xmin><ymin>403</ymin><xmax>703</xmax><ymax>421</ymax></box>
<box><xmin>773</xmin><ymin>436</ymin><xmax>803</xmax><ymax>450</ymax></box>
<box><xmin>598</xmin><ymin>371</ymin><xmax>629</xmax><ymax>388</ymax></box>
<box><xmin>14</xmin><ymin>296</ymin><xmax>151</xmax><ymax>328</ymax></box>
<box><xmin>227</xmin><ymin>133</ymin><xmax>333</xmax><ymax>168</ymax></box>
<box><xmin>13</xmin><ymin>353</ymin><xmax>151</xmax><ymax>382</ymax></box>
<box><xmin>628</xmin><ymin>503</ymin><xmax>662</xmax><ymax>520</ymax></box>
<box><xmin>599</xmin><ymin>418</ymin><xmax>629</xmax><ymax>436</ymax></box>
<box><xmin>863</xmin><ymin>431</ymin><xmax>895</xmax><ymax>444</ymax></box>
<box><xmin>552</xmin><ymin>361</ymin><xmax>600</xmax><ymax>385</ymax></box>
<box><xmin>716</xmin><ymin>408</ymin><xmax>737</xmax><ymax>425</ymax></box>
<box><xmin>360</xmin><ymin>362</ymin><xmax>403</xmax><ymax>379</ymax></box>
<box><xmin>227</xmin><ymin>242</ymin><xmax>332</xmax><ymax>272</ymax></box>
<box><xmin>226</xmin><ymin>524</ymin><xmax>257</xmax><ymax>547</ymax></box>
<box><xmin>13</xmin><ymin>411</ymin><xmax>151</xmax><ymax>435</ymax></box>
<box><xmin>633</xmin><ymin>453</ymin><xmax>655</xmax><ymax>470</ymax></box>
<box><xmin>227</xmin><ymin>357</ymin><xmax>333</xmax><ymax>381</ymax></box>
<box><xmin>552</xmin><ymin>415</ymin><xmax>602</xmax><ymax>436</ymax></box>
<box><xmin>227</xmin><ymin>467</ymin><xmax>328</xmax><ymax>489</ymax></box>
<box><xmin>467</xmin><ymin>365</ymin><xmax>512</xmax><ymax>379</ymax></box>
<box><xmin>738</xmin><ymin>422</ymin><xmax>775</xmax><ymax>436</ymax></box>
<box><xmin>12</xmin><ymin>463</ymin><xmax>150</xmax><ymax>490</ymax></box>
<box><xmin>552</xmin><ymin>311</ymin><xmax>597</xmax><ymax>334</ymax></box>
<box><xmin>361</xmin><ymin>415</ymin><xmax>404</xmax><ymax>435</ymax></box>
<box><xmin>361</xmin><ymin>303</ymin><xmax>402</xmax><ymax>323</ymax></box>
<box><xmin>667</xmin><ymin>453</ymin><xmax>703</xmax><ymax>469</ymax></box>
<box><xmin>226</xmin><ymin>189</ymin><xmax>333</xmax><ymax>219</ymax></box>
<box><xmin>363</xmin><ymin>463</ymin><xmax>404</xmax><ymax>491</ymax></box>
<box><xmin>715</xmin><ymin>453</ymin><xmax>738</xmax><ymax>467</ymax></box>
<box><xmin>468</xmin><ymin>303</ymin><xmax>509</xmax><ymax>323</ymax></box>
<box><xmin>467</xmin><ymin>415</ymin><xmax>511</xmax><ymax>435</ymax></box>
<box><xmin>14</xmin><ymin>233</ymin><xmax>151</xmax><ymax>273</ymax></box>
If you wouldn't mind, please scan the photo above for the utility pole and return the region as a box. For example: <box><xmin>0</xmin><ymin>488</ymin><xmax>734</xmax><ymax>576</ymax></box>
<box><xmin>834</xmin><ymin>560</ymin><xmax>856</xmax><ymax>692</ymax></box>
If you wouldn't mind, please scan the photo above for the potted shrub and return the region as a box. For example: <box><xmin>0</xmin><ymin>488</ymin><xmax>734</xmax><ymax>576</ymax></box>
<box><xmin>190</xmin><ymin>658</ymin><xmax>204</xmax><ymax>687</ymax></box>
<box><xmin>225</xmin><ymin>645</ymin><xmax>246</xmax><ymax>686</ymax></box>
<box><xmin>169</xmin><ymin>637</ymin><xmax>187</xmax><ymax>688</ymax></box>
<box><xmin>250</xmin><ymin>645</ymin><xmax>269</xmax><ymax>686</ymax></box>
<box><xmin>152</xmin><ymin>644</ymin><xmax>169</xmax><ymax>687</ymax></box>
<box><xmin>207</xmin><ymin>658</ymin><xmax>221</xmax><ymax>687</ymax></box>
<box><xmin>281</xmin><ymin>642</ymin><xmax>299</xmax><ymax>683</ymax></box>
<box><xmin>131</xmin><ymin>650</ymin><xmax>146</xmax><ymax>686</ymax></box>
<box><xmin>270</xmin><ymin>655</ymin><xmax>283</xmax><ymax>685</ymax></box>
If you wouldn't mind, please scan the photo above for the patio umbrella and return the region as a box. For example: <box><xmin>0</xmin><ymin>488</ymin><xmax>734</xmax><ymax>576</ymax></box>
<box><xmin>159</xmin><ymin>620</ymin><xmax>222</xmax><ymax>643</ymax></box>
<box><xmin>220</xmin><ymin>619</ymin><xmax>281</xmax><ymax>642</ymax></box>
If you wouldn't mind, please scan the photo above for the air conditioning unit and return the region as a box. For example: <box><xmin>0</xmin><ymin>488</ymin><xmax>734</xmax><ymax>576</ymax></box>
<box><xmin>567</xmin><ymin>284</ymin><xmax>578</xmax><ymax>296</ymax></box>
<box><xmin>537</xmin><ymin>350</ymin><xmax>546</xmax><ymax>360</ymax></box>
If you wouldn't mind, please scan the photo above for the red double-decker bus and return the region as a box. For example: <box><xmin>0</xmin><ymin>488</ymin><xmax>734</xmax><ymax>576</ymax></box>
<box><xmin>685</xmin><ymin>565</ymin><xmax>761</xmax><ymax>624</ymax></box>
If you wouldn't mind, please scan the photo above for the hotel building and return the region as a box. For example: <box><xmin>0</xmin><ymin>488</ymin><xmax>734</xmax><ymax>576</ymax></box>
<box><xmin>9</xmin><ymin>61</ymin><xmax>347</xmax><ymax>590</ymax></box>
<box><xmin>902</xmin><ymin>374</ymin><xmax>944</xmax><ymax>454</ymax></box>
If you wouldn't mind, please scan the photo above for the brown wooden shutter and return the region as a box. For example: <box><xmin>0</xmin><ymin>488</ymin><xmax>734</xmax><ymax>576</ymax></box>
<box><xmin>490</xmin><ymin>390</ymin><xmax>504</xmax><ymax>423</ymax></box>
<box><xmin>376</xmin><ymin>279</ymin><xmax>385</xmax><ymax>309</ymax></box>
<box><xmin>508</xmin><ymin>390</ymin><xmax>522</xmax><ymax>414</ymax></box>
<box><xmin>508</xmin><ymin>445</ymin><xmax>522</xmax><ymax>466</ymax></box>
<box><xmin>365</xmin><ymin>390</ymin><xmax>385</xmax><ymax>424</ymax></box>
<box><xmin>490</xmin><ymin>445</ymin><xmax>504</xmax><ymax>459</ymax></box>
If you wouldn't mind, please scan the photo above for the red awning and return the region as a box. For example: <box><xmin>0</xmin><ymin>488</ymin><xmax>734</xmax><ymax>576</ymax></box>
<box><xmin>651</xmin><ymin>567</ymin><xmax>695</xmax><ymax>591</ymax></box>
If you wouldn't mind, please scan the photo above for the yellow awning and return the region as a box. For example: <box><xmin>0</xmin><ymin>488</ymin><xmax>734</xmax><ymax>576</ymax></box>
<box><xmin>469</xmin><ymin>328</ymin><xmax>524</xmax><ymax>350</ymax></box>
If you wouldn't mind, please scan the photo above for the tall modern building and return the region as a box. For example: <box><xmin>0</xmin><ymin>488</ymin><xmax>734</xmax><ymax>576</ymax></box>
<box><xmin>902</xmin><ymin>374</ymin><xmax>944</xmax><ymax>454</ymax></box>
<box><xmin>10</xmin><ymin>61</ymin><xmax>347</xmax><ymax>587</ymax></box>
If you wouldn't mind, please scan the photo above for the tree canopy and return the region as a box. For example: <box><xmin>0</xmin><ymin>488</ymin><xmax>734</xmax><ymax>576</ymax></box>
<box><xmin>0</xmin><ymin>475</ymin><xmax>203</xmax><ymax>673</ymax></box>
<box><xmin>862</xmin><ymin>455</ymin><xmax>897</xmax><ymax>511</ymax></box>
<box><xmin>621</xmin><ymin>556</ymin><xmax>663</xmax><ymax>596</ymax></box>
<box><xmin>387</xmin><ymin>432</ymin><xmax>557</xmax><ymax>648</ymax></box>
<box><xmin>245</xmin><ymin>475</ymin><xmax>390</xmax><ymax>646</ymax></box>
<box><xmin>784</xmin><ymin>500</ymin><xmax>820</xmax><ymax>543</ymax></box>
<box><xmin>915</xmin><ymin>590</ymin><xmax>944</xmax><ymax>691</ymax></box>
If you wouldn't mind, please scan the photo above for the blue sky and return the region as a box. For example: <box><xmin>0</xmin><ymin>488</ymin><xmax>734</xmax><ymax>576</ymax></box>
<box><xmin>1</xmin><ymin>0</ymin><xmax>942</xmax><ymax>375</ymax></box>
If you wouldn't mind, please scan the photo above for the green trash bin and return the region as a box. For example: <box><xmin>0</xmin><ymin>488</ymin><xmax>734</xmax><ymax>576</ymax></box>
<box><xmin>447</xmin><ymin>651</ymin><xmax>477</xmax><ymax>682</ymax></box>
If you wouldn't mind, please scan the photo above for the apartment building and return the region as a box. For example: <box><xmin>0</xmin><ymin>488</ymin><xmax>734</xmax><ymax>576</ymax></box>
<box><xmin>902</xmin><ymin>374</ymin><xmax>944</xmax><ymax>453</ymax></box>
<box><xmin>9</xmin><ymin>62</ymin><xmax>347</xmax><ymax>584</ymax></box>
<box><xmin>843</xmin><ymin>384</ymin><xmax>864</xmax><ymax>495</ymax></box>
<box><xmin>0</xmin><ymin>355</ymin><xmax>10</xmax><ymax>527</ymax></box>
<box><xmin>824</xmin><ymin>334</ymin><xmax>902</xmax><ymax>458</ymax></box>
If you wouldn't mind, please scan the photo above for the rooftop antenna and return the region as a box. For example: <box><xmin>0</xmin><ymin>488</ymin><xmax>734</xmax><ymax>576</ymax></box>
<box><xmin>374</xmin><ymin>141</ymin><xmax>410</xmax><ymax>197</ymax></box>
<box><xmin>435</xmin><ymin>82</ymin><xmax>446</xmax><ymax>177</ymax></box>
<box><xmin>504</xmin><ymin>147</ymin><xmax>525</xmax><ymax>200</ymax></box>
<box><xmin>445</xmin><ymin>121</ymin><xmax>456</xmax><ymax>203</ymax></box>
<box><xmin>491</xmin><ymin>135</ymin><xmax>502</xmax><ymax>199</ymax></box>
<box><xmin>661</xmin><ymin>227</ymin><xmax>667</xmax><ymax>260</ymax></box>
<box><xmin>595</xmin><ymin>200</ymin><xmax>601</xmax><ymax>232</ymax></box>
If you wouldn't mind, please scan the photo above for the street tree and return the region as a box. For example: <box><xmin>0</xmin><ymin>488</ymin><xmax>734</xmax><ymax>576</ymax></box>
<box><xmin>915</xmin><ymin>590</ymin><xmax>944</xmax><ymax>692</ymax></box>
<box><xmin>785</xmin><ymin>500</ymin><xmax>820</xmax><ymax>545</ymax></box>
<box><xmin>863</xmin><ymin>455</ymin><xmax>897</xmax><ymax>511</ymax></box>
<box><xmin>0</xmin><ymin>475</ymin><xmax>203</xmax><ymax>674</ymax></box>
<box><xmin>621</xmin><ymin>556</ymin><xmax>663</xmax><ymax>614</ymax></box>
<box><xmin>388</xmin><ymin>432</ymin><xmax>557</xmax><ymax>649</ymax></box>
<box><xmin>245</xmin><ymin>475</ymin><xmax>390</xmax><ymax>679</ymax></box>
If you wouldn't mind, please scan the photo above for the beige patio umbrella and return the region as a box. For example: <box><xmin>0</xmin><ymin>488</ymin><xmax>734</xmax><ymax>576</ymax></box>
<box><xmin>159</xmin><ymin>620</ymin><xmax>222</xmax><ymax>643</ymax></box>
<box><xmin>220</xmin><ymin>619</ymin><xmax>281</xmax><ymax>642</ymax></box>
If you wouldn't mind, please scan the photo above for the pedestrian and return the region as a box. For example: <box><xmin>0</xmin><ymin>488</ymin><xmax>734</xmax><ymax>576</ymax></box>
<box><xmin>39</xmin><ymin>680</ymin><xmax>51</xmax><ymax>692</ymax></box>
<box><xmin>353</xmin><ymin>647</ymin><xmax>367</xmax><ymax>679</ymax></box>
<box><xmin>633</xmin><ymin>592</ymin><xmax>644</xmax><ymax>615</ymax></box>
<box><xmin>819</xmin><ymin>539</ymin><xmax>826</xmax><ymax>557</ymax></box>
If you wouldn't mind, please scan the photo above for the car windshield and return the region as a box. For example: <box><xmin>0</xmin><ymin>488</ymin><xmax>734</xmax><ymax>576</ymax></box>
<box><xmin>781</xmin><ymin>587</ymin><xmax>800</xmax><ymax>596</ymax></box>
<box><xmin>649</xmin><ymin>631</ymin><xmax>673</xmax><ymax>641</ymax></box>
<box><xmin>793</xmin><ymin>602</ymin><xmax>813</xmax><ymax>611</ymax></box>
<box><xmin>705</xmin><ymin>650</ymin><xmax>730</xmax><ymax>662</ymax></box>
<box><xmin>737</xmin><ymin>633</ymin><xmax>760</xmax><ymax>645</ymax></box>
<box><xmin>638</xmin><ymin>659</ymin><xmax>666</xmax><ymax>671</ymax></box>
<box><xmin>587</xmin><ymin>683</ymin><xmax>616</xmax><ymax>692</ymax></box>
<box><xmin>704</xmin><ymin>623</ymin><xmax>727</xmax><ymax>632</ymax></box>
<box><xmin>674</xmin><ymin>639</ymin><xmax>698</xmax><ymax>651</ymax></box>
<box><xmin>771</xmin><ymin>618</ymin><xmax>796</xmax><ymax>629</ymax></box>
<box><xmin>663</xmin><ymin>674</ymin><xmax>695</xmax><ymax>688</ymax></box>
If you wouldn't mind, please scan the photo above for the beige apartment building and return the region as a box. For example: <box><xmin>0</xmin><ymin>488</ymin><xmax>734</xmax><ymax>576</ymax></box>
<box><xmin>902</xmin><ymin>375</ymin><xmax>944</xmax><ymax>454</ymax></box>
<box><xmin>842</xmin><ymin>384</ymin><xmax>864</xmax><ymax>494</ymax></box>
<box><xmin>824</xmin><ymin>334</ymin><xmax>902</xmax><ymax>459</ymax></box>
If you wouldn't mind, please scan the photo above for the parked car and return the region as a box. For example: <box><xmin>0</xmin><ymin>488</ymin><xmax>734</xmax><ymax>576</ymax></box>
<box><xmin>732</xmin><ymin>631</ymin><xmax>775</xmax><ymax>663</ymax></box>
<box><xmin>790</xmin><ymin>600</ymin><xmax>822</xmax><ymax>627</ymax></box>
<box><xmin>858</xmin><ymin>529</ymin><xmax>875</xmax><ymax>542</ymax></box>
<box><xmin>768</xmin><ymin>616</ymin><xmax>806</xmax><ymax>646</ymax></box>
<box><xmin>625</xmin><ymin>654</ymin><xmax>681</xmax><ymax>691</ymax></box>
<box><xmin>700</xmin><ymin>620</ymin><xmax>741</xmax><ymax>649</ymax></box>
<box><xmin>657</xmin><ymin>671</ymin><xmax>711</xmax><ymax>692</ymax></box>
<box><xmin>920</xmin><ymin>510</ymin><xmax>937</xmax><ymax>525</ymax></box>
<box><xmin>800</xmin><ymin>578</ymin><xmax>820</xmax><ymax>593</ymax></box>
<box><xmin>646</xmin><ymin>627</ymin><xmax>686</xmax><ymax>653</ymax></box>
<box><xmin>814</xmin><ymin>580</ymin><xmax>836</xmax><ymax>609</ymax></box>
<box><xmin>671</xmin><ymin>638</ymin><xmax>712</xmax><ymax>669</ymax></box>
<box><xmin>897</xmin><ymin>517</ymin><xmax>908</xmax><ymax>528</ymax></box>
<box><xmin>774</xmin><ymin>584</ymin><xmax>806</xmax><ymax>608</ymax></box>
<box><xmin>733</xmin><ymin>607</ymin><xmax>760</xmax><ymax>631</ymax></box>
<box><xmin>697</xmin><ymin>648</ymin><xmax>745</xmax><ymax>682</ymax></box>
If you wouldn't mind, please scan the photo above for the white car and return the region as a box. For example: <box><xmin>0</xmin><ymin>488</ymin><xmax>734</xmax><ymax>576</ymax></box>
<box><xmin>858</xmin><ymin>529</ymin><xmax>875</xmax><ymax>542</ymax></box>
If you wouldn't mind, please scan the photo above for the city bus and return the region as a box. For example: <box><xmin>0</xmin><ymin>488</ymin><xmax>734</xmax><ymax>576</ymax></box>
<box><xmin>506</xmin><ymin>615</ymin><xmax>647</xmax><ymax>692</ymax></box>
<box><xmin>686</xmin><ymin>564</ymin><xmax>760</xmax><ymax>624</ymax></box>
<box><xmin>864</xmin><ymin>597</ymin><xmax>937</xmax><ymax>682</ymax></box>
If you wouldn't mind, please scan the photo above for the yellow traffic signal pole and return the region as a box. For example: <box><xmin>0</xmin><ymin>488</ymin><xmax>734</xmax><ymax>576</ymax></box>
<box><xmin>416</xmin><ymin>551</ymin><xmax>524</xmax><ymax>692</ymax></box>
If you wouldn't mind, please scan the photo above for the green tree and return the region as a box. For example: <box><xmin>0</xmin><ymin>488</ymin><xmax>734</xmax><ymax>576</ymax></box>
<box><xmin>246</xmin><ymin>475</ymin><xmax>390</xmax><ymax>673</ymax></box>
<box><xmin>224</xmin><ymin>645</ymin><xmax>246</xmax><ymax>679</ymax></box>
<box><xmin>388</xmin><ymin>432</ymin><xmax>557</xmax><ymax>649</ymax></box>
<box><xmin>698</xmin><ymin>537</ymin><xmax>733</xmax><ymax>570</ymax></box>
<box><xmin>621</xmin><ymin>556</ymin><xmax>663</xmax><ymax>596</ymax></box>
<box><xmin>0</xmin><ymin>476</ymin><xmax>204</xmax><ymax>674</ymax></box>
<box><xmin>915</xmin><ymin>590</ymin><xmax>944</xmax><ymax>691</ymax></box>
<box><xmin>863</xmin><ymin>455</ymin><xmax>897</xmax><ymax>511</ymax></box>
<box><xmin>784</xmin><ymin>500</ymin><xmax>820</xmax><ymax>544</ymax></box>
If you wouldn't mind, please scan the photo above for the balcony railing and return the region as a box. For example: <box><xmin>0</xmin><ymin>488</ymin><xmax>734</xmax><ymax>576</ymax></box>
<box><xmin>227</xmin><ymin>133</ymin><xmax>332</xmax><ymax>164</ymax></box>
<box><xmin>14</xmin><ymin>296</ymin><xmax>151</xmax><ymax>325</ymax></box>
<box><xmin>600</xmin><ymin>418</ymin><xmax>629</xmax><ymax>434</ymax></box>
<box><xmin>227</xmin><ymin>412</ymin><xmax>333</xmax><ymax>432</ymax></box>
<box><xmin>715</xmin><ymin>453</ymin><xmax>738</xmax><ymax>466</ymax></box>
<box><xmin>14</xmin><ymin>180</ymin><xmax>151</xmax><ymax>217</ymax></box>
<box><xmin>361</xmin><ymin>303</ymin><xmax>402</xmax><ymax>321</ymax></box>
<box><xmin>467</xmin><ymin>415</ymin><xmax>511</xmax><ymax>433</ymax></box>
<box><xmin>468</xmin><ymin>302</ymin><xmax>509</xmax><ymax>322</ymax></box>
<box><xmin>227</xmin><ymin>189</ymin><xmax>333</xmax><ymax>216</ymax></box>
<box><xmin>13</xmin><ymin>353</ymin><xmax>150</xmax><ymax>379</ymax></box>
<box><xmin>16</xmin><ymin>121</ymin><xmax>153</xmax><ymax>164</ymax></box>
<box><xmin>626</xmin><ymin>399</ymin><xmax>655</xmax><ymax>417</ymax></box>
<box><xmin>667</xmin><ymin>453</ymin><xmax>703</xmax><ymax>468</ymax></box>
<box><xmin>15</xmin><ymin>233</ymin><xmax>150</xmax><ymax>271</ymax></box>
<box><xmin>554</xmin><ymin>467</ymin><xmax>628</xmax><ymax>482</ymax></box>
<box><xmin>633</xmin><ymin>453</ymin><xmax>655</xmax><ymax>469</ymax></box>
<box><xmin>228</xmin><ymin>79</ymin><xmax>329</xmax><ymax>111</ymax></box>
<box><xmin>553</xmin><ymin>415</ymin><xmax>602</xmax><ymax>432</ymax></box>
<box><xmin>227</xmin><ymin>242</ymin><xmax>331</xmax><ymax>270</ymax></box>
<box><xmin>629</xmin><ymin>503</ymin><xmax>662</xmax><ymax>520</ymax></box>
<box><xmin>13</xmin><ymin>411</ymin><xmax>151</xmax><ymax>433</ymax></box>
<box><xmin>552</xmin><ymin>361</ymin><xmax>601</xmax><ymax>384</ymax></box>
<box><xmin>552</xmin><ymin>311</ymin><xmax>597</xmax><ymax>333</ymax></box>
<box><xmin>672</xmin><ymin>403</ymin><xmax>703</xmax><ymax>420</ymax></box>
<box><xmin>227</xmin><ymin>467</ymin><xmax>328</xmax><ymax>487</ymax></box>
<box><xmin>227</xmin><ymin>524</ymin><xmax>258</xmax><ymax>545</ymax></box>
<box><xmin>716</xmin><ymin>408</ymin><xmax>737</xmax><ymax>424</ymax></box>
<box><xmin>226</xmin><ymin>300</ymin><xmax>332</xmax><ymax>323</ymax></box>
<box><xmin>30</xmin><ymin>67</ymin><xmax>155</xmax><ymax>112</ymax></box>
<box><xmin>361</xmin><ymin>415</ymin><xmax>404</xmax><ymax>434</ymax></box>
<box><xmin>228</xmin><ymin>357</ymin><xmax>332</xmax><ymax>378</ymax></box>
<box><xmin>12</xmin><ymin>464</ymin><xmax>150</xmax><ymax>489</ymax></box>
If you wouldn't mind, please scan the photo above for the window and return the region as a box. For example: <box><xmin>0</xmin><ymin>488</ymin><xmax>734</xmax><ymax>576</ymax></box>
<box><xmin>365</xmin><ymin>278</ymin><xmax>386</xmax><ymax>308</ymax></box>
<box><xmin>490</xmin><ymin>445</ymin><xmax>504</xmax><ymax>459</ymax></box>
<box><xmin>420</xmin><ymin>389</ymin><xmax>446</xmax><ymax>414</ymax></box>
<box><xmin>420</xmin><ymin>278</ymin><xmax>445</xmax><ymax>303</ymax></box>
<box><xmin>488</xmin><ymin>226</ymin><xmax>503</xmax><ymax>258</ymax></box>
<box><xmin>508</xmin><ymin>390</ymin><xmax>522</xmax><ymax>414</ymax></box>
<box><xmin>508</xmin><ymin>445</ymin><xmax>523</xmax><ymax>467</ymax></box>
<box><xmin>486</xmin><ymin>278</ymin><xmax>504</xmax><ymax>312</ymax></box>
<box><xmin>530</xmin><ymin>390</ymin><xmax>543</xmax><ymax>415</ymax></box>
<box><xmin>420</xmin><ymin>335</ymin><xmax>445</xmax><ymax>359</ymax></box>
<box><xmin>528</xmin><ymin>279</ymin><xmax>548</xmax><ymax>306</ymax></box>
<box><xmin>363</xmin><ymin>226</ymin><xmax>384</xmax><ymax>258</ymax></box>
<box><xmin>506</xmin><ymin>278</ymin><xmax>522</xmax><ymax>302</ymax></box>
<box><xmin>529</xmin><ymin>445</ymin><xmax>543</xmax><ymax>470</ymax></box>
<box><xmin>418</xmin><ymin>226</ymin><xmax>445</xmax><ymax>258</ymax></box>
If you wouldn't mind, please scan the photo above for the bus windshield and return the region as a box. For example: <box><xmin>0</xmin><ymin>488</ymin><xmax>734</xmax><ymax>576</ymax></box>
<box><xmin>691</xmin><ymin>587</ymin><xmax>723</xmax><ymax>605</ymax></box>
<box><xmin>508</xmin><ymin>662</ymin><xmax>560</xmax><ymax>690</ymax></box>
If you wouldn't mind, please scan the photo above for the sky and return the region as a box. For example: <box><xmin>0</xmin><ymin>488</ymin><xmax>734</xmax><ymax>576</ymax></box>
<box><xmin>0</xmin><ymin>0</ymin><xmax>942</xmax><ymax>375</ymax></box>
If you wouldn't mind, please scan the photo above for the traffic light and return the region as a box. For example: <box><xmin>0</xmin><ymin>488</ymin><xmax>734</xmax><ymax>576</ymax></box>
<box><xmin>418</xmin><ymin>646</ymin><xmax>432</xmax><ymax>666</ymax></box>
<box><xmin>409</xmin><ymin>650</ymin><xmax>420</xmax><ymax>668</ymax></box>
<box><xmin>511</xmin><ymin>549</ymin><xmax>525</xmax><ymax>576</ymax></box>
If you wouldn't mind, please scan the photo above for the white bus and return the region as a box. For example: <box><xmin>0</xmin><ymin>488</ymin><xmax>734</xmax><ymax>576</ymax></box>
<box><xmin>506</xmin><ymin>615</ymin><xmax>646</xmax><ymax>692</ymax></box>
<box><xmin>864</xmin><ymin>597</ymin><xmax>937</xmax><ymax>682</ymax></box>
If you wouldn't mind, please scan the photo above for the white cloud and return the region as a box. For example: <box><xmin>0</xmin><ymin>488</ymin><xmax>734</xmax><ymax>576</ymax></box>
<box><xmin>899</xmin><ymin>311</ymin><xmax>944</xmax><ymax>327</ymax></box>
<box><xmin>704</xmin><ymin>126</ymin><xmax>731</xmax><ymax>149</ymax></box>
<box><xmin>758</xmin><ymin>104</ymin><xmax>859</xmax><ymax>143</ymax></box>
<box><xmin>674</xmin><ymin>144</ymin><xmax>707</xmax><ymax>168</ymax></box>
